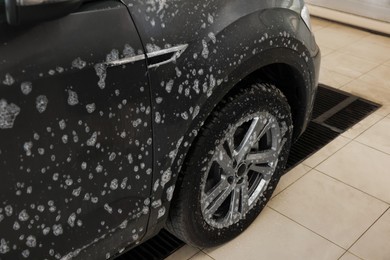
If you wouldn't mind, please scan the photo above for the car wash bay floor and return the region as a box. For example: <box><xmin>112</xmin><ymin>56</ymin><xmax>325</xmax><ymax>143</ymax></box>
<box><xmin>164</xmin><ymin>17</ymin><xmax>390</xmax><ymax>260</ymax></box>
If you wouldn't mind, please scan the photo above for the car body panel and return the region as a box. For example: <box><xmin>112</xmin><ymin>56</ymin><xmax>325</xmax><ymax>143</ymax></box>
<box><xmin>0</xmin><ymin>1</ymin><xmax>153</xmax><ymax>259</ymax></box>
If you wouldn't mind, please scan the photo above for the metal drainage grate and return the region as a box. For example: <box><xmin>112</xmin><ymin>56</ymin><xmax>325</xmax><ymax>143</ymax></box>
<box><xmin>115</xmin><ymin>229</ymin><xmax>184</xmax><ymax>260</ymax></box>
<box><xmin>287</xmin><ymin>84</ymin><xmax>380</xmax><ymax>169</ymax></box>
<box><xmin>119</xmin><ymin>84</ymin><xmax>381</xmax><ymax>260</ymax></box>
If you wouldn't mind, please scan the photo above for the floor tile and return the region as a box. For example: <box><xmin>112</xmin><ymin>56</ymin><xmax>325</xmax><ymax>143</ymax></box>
<box><xmin>204</xmin><ymin>207</ymin><xmax>344</xmax><ymax>260</ymax></box>
<box><xmin>189</xmin><ymin>251</ymin><xmax>214</xmax><ymax>260</ymax></box>
<box><xmin>311</xmin><ymin>17</ymin><xmax>333</xmax><ymax>32</ymax></box>
<box><xmin>351</xmin><ymin>209</ymin><xmax>390</xmax><ymax>260</ymax></box>
<box><xmin>341</xmin><ymin>79</ymin><xmax>390</xmax><ymax>117</ymax></box>
<box><xmin>320</xmin><ymin>67</ymin><xmax>354</xmax><ymax>88</ymax></box>
<box><xmin>339</xmin><ymin>38</ymin><xmax>390</xmax><ymax>64</ymax></box>
<box><xmin>339</xmin><ymin>252</ymin><xmax>363</xmax><ymax>260</ymax></box>
<box><xmin>314</xmin><ymin>25</ymin><xmax>369</xmax><ymax>50</ymax></box>
<box><xmin>322</xmin><ymin>52</ymin><xmax>378</xmax><ymax>78</ymax></box>
<box><xmin>341</xmin><ymin>113</ymin><xmax>383</xmax><ymax>140</ymax></box>
<box><xmin>165</xmin><ymin>245</ymin><xmax>200</xmax><ymax>260</ymax></box>
<box><xmin>356</xmin><ymin>117</ymin><xmax>390</xmax><ymax>155</ymax></box>
<box><xmin>269</xmin><ymin>170</ymin><xmax>388</xmax><ymax>249</ymax></box>
<box><xmin>359</xmin><ymin>65</ymin><xmax>390</xmax><ymax>90</ymax></box>
<box><xmin>303</xmin><ymin>135</ymin><xmax>351</xmax><ymax>168</ymax></box>
<box><xmin>317</xmin><ymin>141</ymin><xmax>390</xmax><ymax>204</ymax></box>
<box><xmin>272</xmin><ymin>164</ymin><xmax>312</xmax><ymax>198</ymax></box>
<box><xmin>362</xmin><ymin>34</ymin><xmax>390</xmax><ymax>48</ymax></box>
<box><xmin>319</xmin><ymin>46</ymin><xmax>334</xmax><ymax>57</ymax></box>
<box><xmin>375</xmin><ymin>106</ymin><xmax>390</xmax><ymax>117</ymax></box>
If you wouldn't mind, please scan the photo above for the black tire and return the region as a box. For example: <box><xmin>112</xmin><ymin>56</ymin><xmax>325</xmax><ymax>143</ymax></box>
<box><xmin>167</xmin><ymin>82</ymin><xmax>293</xmax><ymax>247</ymax></box>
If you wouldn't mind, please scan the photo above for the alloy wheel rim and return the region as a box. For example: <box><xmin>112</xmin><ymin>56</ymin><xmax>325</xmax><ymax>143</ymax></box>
<box><xmin>200</xmin><ymin>112</ymin><xmax>287</xmax><ymax>228</ymax></box>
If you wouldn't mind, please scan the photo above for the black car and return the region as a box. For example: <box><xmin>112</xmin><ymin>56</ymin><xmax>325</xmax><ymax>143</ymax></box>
<box><xmin>0</xmin><ymin>0</ymin><xmax>320</xmax><ymax>258</ymax></box>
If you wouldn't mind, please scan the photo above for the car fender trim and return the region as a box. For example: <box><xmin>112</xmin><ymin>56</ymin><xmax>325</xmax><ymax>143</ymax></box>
<box><xmin>104</xmin><ymin>44</ymin><xmax>188</xmax><ymax>69</ymax></box>
<box><xmin>104</xmin><ymin>53</ymin><xmax>146</xmax><ymax>67</ymax></box>
<box><xmin>146</xmin><ymin>44</ymin><xmax>188</xmax><ymax>69</ymax></box>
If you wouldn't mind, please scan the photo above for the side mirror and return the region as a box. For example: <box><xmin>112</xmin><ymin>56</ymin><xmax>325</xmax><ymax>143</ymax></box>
<box><xmin>5</xmin><ymin>0</ymin><xmax>82</xmax><ymax>26</ymax></box>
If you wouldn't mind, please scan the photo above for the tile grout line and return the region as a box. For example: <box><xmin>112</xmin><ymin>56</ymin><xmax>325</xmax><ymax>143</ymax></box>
<box><xmin>271</xmin><ymin>165</ymin><xmax>313</xmax><ymax>199</ymax></box>
<box><xmin>304</xmin><ymin>135</ymin><xmax>354</xmax><ymax>168</ymax></box>
<box><xmin>266</xmin><ymin>206</ymin><xmax>348</xmax><ymax>251</ymax></box>
<box><xmin>316</xmin><ymin>31</ymin><xmax>368</xmax><ymax>51</ymax></box>
<box><xmin>341</xmin><ymin>113</ymin><xmax>385</xmax><ymax>140</ymax></box>
<box><xmin>269</xmin><ymin>169</ymin><xmax>390</xmax><ymax>253</ymax></box>
<box><xmin>183</xmin><ymin>249</ymin><xmax>202</xmax><ymax>260</ymax></box>
<box><xmin>344</xmin><ymin>207</ymin><xmax>390</xmax><ymax>258</ymax></box>
<box><xmin>319</xmin><ymin>70</ymin><xmax>355</xmax><ymax>89</ymax></box>
<box><xmin>317</xmin><ymin>25</ymin><xmax>390</xmax><ymax>86</ymax></box>
<box><xmin>323</xmin><ymin>59</ymin><xmax>382</xmax><ymax>86</ymax></box>
<box><xmin>320</xmin><ymin>49</ymin><xmax>336</xmax><ymax>58</ymax></box>
<box><xmin>352</xmin><ymin>39</ymin><xmax>390</xmax><ymax>81</ymax></box>
<box><xmin>333</xmin><ymin>36</ymin><xmax>390</xmax><ymax>66</ymax></box>
<box><xmin>322</xmin><ymin>37</ymin><xmax>386</xmax><ymax>85</ymax></box>
<box><xmin>316</xmin><ymin>18</ymin><xmax>390</xmax><ymax>52</ymax></box>
<box><xmin>199</xmin><ymin>250</ymin><xmax>216</xmax><ymax>260</ymax></box>
<box><xmin>340</xmin><ymin>25</ymin><xmax>388</xmax><ymax>46</ymax></box>
<box><xmin>311</xmin><ymin>18</ymin><xmax>334</xmax><ymax>32</ymax></box>
<box><xmin>315</xmin><ymin>168</ymin><xmax>390</xmax><ymax>206</ymax></box>
<box><xmin>355</xmin><ymin>62</ymin><xmax>387</xmax><ymax>81</ymax></box>
<box><xmin>337</xmin><ymin>250</ymin><xmax>349</xmax><ymax>260</ymax></box>
<box><xmin>353</xmin><ymin>138</ymin><xmax>390</xmax><ymax>157</ymax></box>
<box><xmin>337</xmin><ymin>250</ymin><xmax>365</xmax><ymax>260</ymax></box>
<box><xmin>346</xmin><ymin>113</ymin><xmax>387</xmax><ymax>142</ymax></box>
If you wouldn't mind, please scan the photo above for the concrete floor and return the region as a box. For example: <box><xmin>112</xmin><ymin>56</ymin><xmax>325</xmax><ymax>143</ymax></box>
<box><xmin>167</xmin><ymin>17</ymin><xmax>390</xmax><ymax>260</ymax></box>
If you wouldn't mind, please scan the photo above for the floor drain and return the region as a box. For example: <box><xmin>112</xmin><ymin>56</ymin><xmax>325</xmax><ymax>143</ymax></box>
<box><xmin>118</xmin><ymin>84</ymin><xmax>381</xmax><ymax>260</ymax></box>
<box><xmin>286</xmin><ymin>84</ymin><xmax>380</xmax><ymax>169</ymax></box>
<box><xmin>115</xmin><ymin>229</ymin><xmax>183</xmax><ymax>260</ymax></box>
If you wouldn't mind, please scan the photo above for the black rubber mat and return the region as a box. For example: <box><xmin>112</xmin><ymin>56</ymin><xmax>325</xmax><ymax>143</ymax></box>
<box><xmin>118</xmin><ymin>84</ymin><xmax>381</xmax><ymax>260</ymax></box>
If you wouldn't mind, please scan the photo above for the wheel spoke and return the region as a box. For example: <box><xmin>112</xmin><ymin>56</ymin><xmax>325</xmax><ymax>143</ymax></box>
<box><xmin>239</xmin><ymin>177</ymin><xmax>249</xmax><ymax>215</ymax></box>
<box><xmin>224</xmin><ymin>137</ymin><xmax>235</xmax><ymax>160</ymax></box>
<box><xmin>222</xmin><ymin>176</ymin><xmax>251</xmax><ymax>225</ymax></box>
<box><xmin>233</xmin><ymin>117</ymin><xmax>267</xmax><ymax>163</ymax></box>
<box><xmin>249</xmin><ymin>165</ymin><xmax>274</xmax><ymax>181</ymax></box>
<box><xmin>246</xmin><ymin>149</ymin><xmax>277</xmax><ymax>165</ymax></box>
<box><xmin>225</xmin><ymin>186</ymin><xmax>241</xmax><ymax>224</ymax></box>
<box><xmin>257</xmin><ymin>119</ymin><xmax>273</xmax><ymax>141</ymax></box>
<box><xmin>203</xmin><ymin>179</ymin><xmax>234</xmax><ymax>217</ymax></box>
<box><xmin>270</xmin><ymin>120</ymin><xmax>281</xmax><ymax>150</ymax></box>
<box><xmin>248</xmin><ymin>178</ymin><xmax>268</xmax><ymax>206</ymax></box>
<box><xmin>215</xmin><ymin>144</ymin><xmax>235</xmax><ymax>176</ymax></box>
<box><xmin>249</xmin><ymin>164</ymin><xmax>272</xmax><ymax>173</ymax></box>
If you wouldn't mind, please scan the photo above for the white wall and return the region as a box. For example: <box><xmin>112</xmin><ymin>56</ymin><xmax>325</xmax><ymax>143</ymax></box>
<box><xmin>306</xmin><ymin>0</ymin><xmax>390</xmax><ymax>23</ymax></box>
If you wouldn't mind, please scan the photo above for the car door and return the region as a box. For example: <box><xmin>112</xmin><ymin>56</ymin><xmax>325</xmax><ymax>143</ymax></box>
<box><xmin>123</xmin><ymin>0</ymin><xmax>221</xmax><ymax>231</ymax></box>
<box><xmin>0</xmin><ymin>1</ymin><xmax>152</xmax><ymax>259</ymax></box>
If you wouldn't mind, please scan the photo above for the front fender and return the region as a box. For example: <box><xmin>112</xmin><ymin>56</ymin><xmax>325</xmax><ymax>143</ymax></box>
<box><xmin>129</xmin><ymin>3</ymin><xmax>320</xmax><ymax>238</ymax></box>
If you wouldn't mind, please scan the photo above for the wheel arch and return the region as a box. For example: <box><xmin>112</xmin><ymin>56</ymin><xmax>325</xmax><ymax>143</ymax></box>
<box><xmin>165</xmin><ymin>46</ymin><xmax>316</xmax><ymax>226</ymax></box>
<box><xmin>232</xmin><ymin>61</ymin><xmax>309</xmax><ymax>141</ymax></box>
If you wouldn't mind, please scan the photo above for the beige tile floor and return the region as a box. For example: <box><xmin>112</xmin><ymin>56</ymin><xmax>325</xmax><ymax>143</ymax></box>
<box><xmin>167</xmin><ymin>17</ymin><xmax>390</xmax><ymax>260</ymax></box>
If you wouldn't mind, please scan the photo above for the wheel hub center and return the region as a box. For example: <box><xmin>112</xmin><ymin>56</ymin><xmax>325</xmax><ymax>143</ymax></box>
<box><xmin>236</xmin><ymin>163</ymin><xmax>247</xmax><ymax>178</ymax></box>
